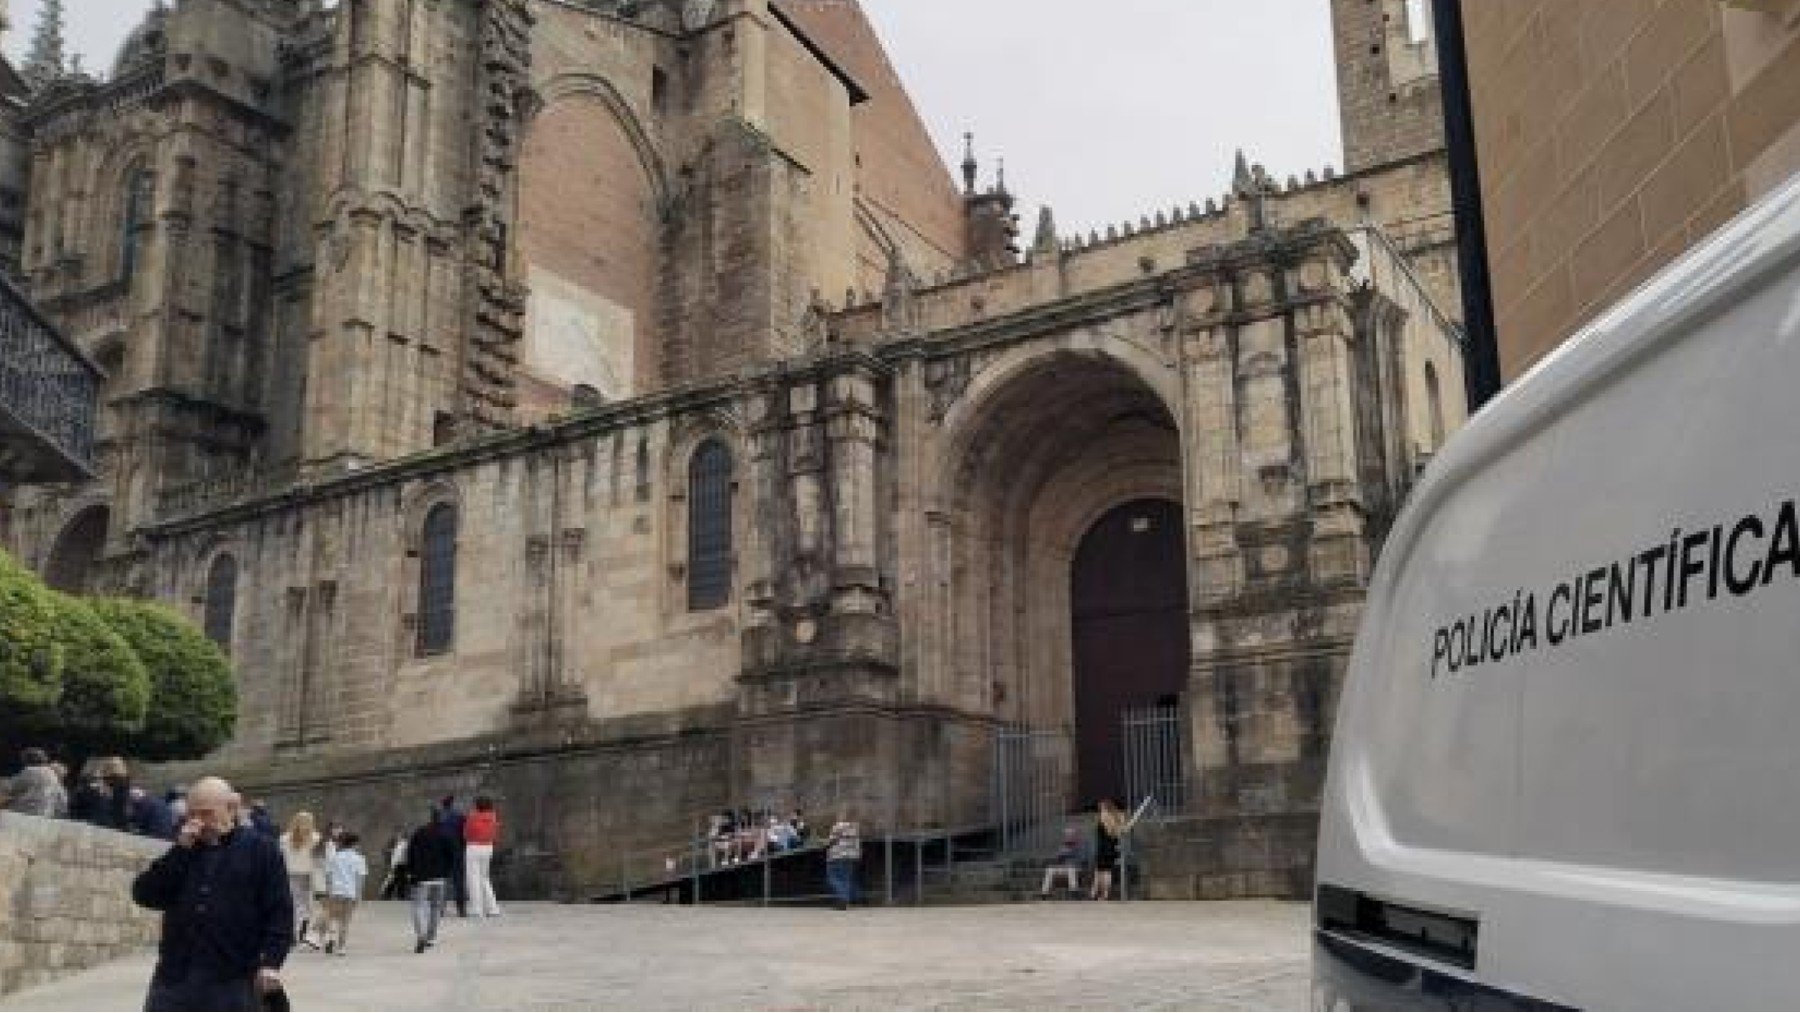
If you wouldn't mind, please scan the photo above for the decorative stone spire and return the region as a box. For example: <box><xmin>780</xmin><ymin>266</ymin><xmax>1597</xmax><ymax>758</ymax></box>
<box><xmin>961</xmin><ymin>132</ymin><xmax>978</xmax><ymax>195</ymax></box>
<box><xmin>1032</xmin><ymin>205</ymin><xmax>1058</xmax><ymax>257</ymax></box>
<box><xmin>21</xmin><ymin>0</ymin><xmax>66</xmax><ymax>89</ymax></box>
<box><xmin>1231</xmin><ymin>148</ymin><xmax>1254</xmax><ymax>196</ymax></box>
<box><xmin>881</xmin><ymin>245</ymin><xmax>919</xmax><ymax>333</ymax></box>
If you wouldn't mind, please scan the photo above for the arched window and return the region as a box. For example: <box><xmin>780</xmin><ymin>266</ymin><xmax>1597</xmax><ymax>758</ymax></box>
<box><xmin>203</xmin><ymin>554</ymin><xmax>238</xmax><ymax>652</ymax></box>
<box><xmin>1425</xmin><ymin>361</ymin><xmax>1445</xmax><ymax>449</ymax></box>
<box><xmin>417</xmin><ymin>503</ymin><xmax>458</xmax><ymax>656</ymax></box>
<box><xmin>120</xmin><ymin>166</ymin><xmax>155</xmax><ymax>284</ymax></box>
<box><xmin>687</xmin><ymin>439</ymin><xmax>734</xmax><ymax>611</ymax></box>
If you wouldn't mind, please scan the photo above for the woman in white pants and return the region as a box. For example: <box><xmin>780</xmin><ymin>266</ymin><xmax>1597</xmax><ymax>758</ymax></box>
<box><xmin>462</xmin><ymin>795</ymin><xmax>502</xmax><ymax>917</ymax></box>
<box><xmin>279</xmin><ymin>812</ymin><xmax>323</xmax><ymax>947</ymax></box>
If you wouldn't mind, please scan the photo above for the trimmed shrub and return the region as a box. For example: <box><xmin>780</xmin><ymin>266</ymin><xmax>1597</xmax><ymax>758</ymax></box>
<box><xmin>0</xmin><ymin>549</ymin><xmax>63</xmax><ymax>725</ymax></box>
<box><xmin>89</xmin><ymin>598</ymin><xmax>237</xmax><ymax>762</ymax></box>
<box><xmin>39</xmin><ymin>591</ymin><xmax>151</xmax><ymax>753</ymax></box>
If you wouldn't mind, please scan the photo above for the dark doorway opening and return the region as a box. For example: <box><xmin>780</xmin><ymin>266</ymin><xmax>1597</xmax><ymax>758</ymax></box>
<box><xmin>43</xmin><ymin>506</ymin><xmax>110</xmax><ymax>594</ymax></box>
<box><xmin>1071</xmin><ymin>498</ymin><xmax>1189</xmax><ymax>808</ymax></box>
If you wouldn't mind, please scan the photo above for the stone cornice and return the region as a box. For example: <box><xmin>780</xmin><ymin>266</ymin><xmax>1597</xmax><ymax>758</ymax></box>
<box><xmin>146</xmin><ymin>374</ymin><xmax>754</xmax><ymax>536</ymax></box>
<box><xmin>876</xmin><ymin>221</ymin><xmax>1358</xmax><ymax>366</ymax></box>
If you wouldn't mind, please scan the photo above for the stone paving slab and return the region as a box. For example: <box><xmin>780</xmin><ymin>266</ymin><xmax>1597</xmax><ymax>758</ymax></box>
<box><xmin>0</xmin><ymin>900</ymin><xmax>1310</xmax><ymax>1011</ymax></box>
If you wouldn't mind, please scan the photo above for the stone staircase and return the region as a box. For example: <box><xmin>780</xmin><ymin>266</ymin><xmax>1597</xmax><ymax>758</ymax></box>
<box><xmin>906</xmin><ymin>815</ymin><xmax>1112</xmax><ymax>906</ymax></box>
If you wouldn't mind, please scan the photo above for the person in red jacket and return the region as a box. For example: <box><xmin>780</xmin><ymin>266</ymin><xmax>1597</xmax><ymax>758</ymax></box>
<box><xmin>463</xmin><ymin>796</ymin><xmax>502</xmax><ymax>918</ymax></box>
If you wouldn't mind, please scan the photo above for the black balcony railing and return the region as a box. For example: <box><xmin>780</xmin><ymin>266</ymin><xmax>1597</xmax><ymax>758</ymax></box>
<box><xmin>0</xmin><ymin>272</ymin><xmax>100</xmax><ymax>484</ymax></box>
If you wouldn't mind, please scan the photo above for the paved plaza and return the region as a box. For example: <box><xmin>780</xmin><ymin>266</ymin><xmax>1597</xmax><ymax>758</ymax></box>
<box><xmin>1</xmin><ymin>900</ymin><xmax>1310</xmax><ymax>1011</ymax></box>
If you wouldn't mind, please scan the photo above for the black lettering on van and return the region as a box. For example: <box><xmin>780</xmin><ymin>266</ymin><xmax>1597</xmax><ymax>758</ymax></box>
<box><xmin>1663</xmin><ymin>529</ymin><xmax>1681</xmax><ymax>613</ymax></box>
<box><xmin>1432</xmin><ymin>628</ymin><xmax>1450</xmax><ymax>678</ymax></box>
<box><xmin>1637</xmin><ymin>545</ymin><xmax>1665</xmax><ymax>618</ymax></box>
<box><xmin>1581</xmin><ymin>565</ymin><xmax>1606</xmax><ymax>634</ymax></box>
<box><xmin>1508</xmin><ymin>590</ymin><xmax>1523</xmax><ymax>653</ymax></box>
<box><xmin>1764</xmin><ymin>500</ymin><xmax>1800</xmax><ymax>586</ymax></box>
<box><xmin>1678</xmin><ymin>530</ymin><xmax>1709</xmax><ymax>609</ymax></box>
<box><xmin>1515</xmin><ymin>593</ymin><xmax>1538</xmax><ymax>651</ymax></box>
<box><xmin>1706</xmin><ymin>524</ymin><xmax>1724</xmax><ymax>601</ymax></box>
<box><xmin>1605</xmin><ymin>560</ymin><xmax>1635</xmax><ymax>628</ymax></box>
<box><xmin>1547</xmin><ymin>583</ymin><xmax>1572</xmax><ymax>646</ymax></box>
<box><xmin>1489</xmin><ymin>604</ymin><xmax>1510</xmax><ymax>662</ymax></box>
<box><xmin>1725</xmin><ymin>514</ymin><xmax>1764</xmax><ymax>595</ymax></box>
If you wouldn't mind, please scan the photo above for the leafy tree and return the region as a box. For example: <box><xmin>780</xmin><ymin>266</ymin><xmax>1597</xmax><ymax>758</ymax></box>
<box><xmin>0</xmin><ymin>549</ymin><xmax>64</xmax><ymax>727</ymax></box>
<box><xmin>88</xmin><ymin>598</ymin><xmax>237</xmax><ymax>762</ymax></box>
<box><xmin>36</xmin><ymin>591</ymin><xmax>151</xmax><ymax>755</ymax></box>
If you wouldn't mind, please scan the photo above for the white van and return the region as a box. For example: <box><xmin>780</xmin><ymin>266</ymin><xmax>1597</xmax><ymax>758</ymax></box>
<box><xmin>1313</xmin><ymin>169</ymin><xmax>1800</xmax><ymax>1011</ymax></box>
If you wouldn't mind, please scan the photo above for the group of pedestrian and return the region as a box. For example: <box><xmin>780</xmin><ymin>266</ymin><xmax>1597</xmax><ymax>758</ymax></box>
<box><xmin>1038</xmin><ymin>797</ymin><xmax>1130</xmax><ymax>901</ymax></box>
<box><xmin>0</xmin><ymin>747</ymin><xmax>291</xmax><ymax>851</ymax></box>
<box><xmin>2</xmin><ymin>749</ymin><xmax>187</xmax><ymax>838</ymax></box>
<box><xmin>277</xmin><ymin>812</ymin><xmax>368</xmax><ymax>955</ymax></box>
<box><xmin>388</xmin><ymin>795</ymin><xmax>504</xmax><ymax>954</ymax></box>
<box><xmin>123</xmin><ymin>778</ymin><xmax>509</xmax><ymax>1010</ymax></box>
<box><xmin>708</xmin><ymin>807</ymin><xmax>809</xmax><ymax>867</ymax></box>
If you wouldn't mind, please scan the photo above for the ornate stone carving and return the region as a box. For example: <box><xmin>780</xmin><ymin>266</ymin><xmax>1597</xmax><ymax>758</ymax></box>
<box><xmin>924</xmin><ymin>357</ymin><xmax>972</xmax><ymax>424</ymax></box>
<box><xmin>461</xmin><ymin>0</ymin><xmax>536</xmax><ymax>430</ymax></box>
<box><xmin>681</xmin><ymin>0</ymin><xmax>718</xmax><ymax>31</ymax></box>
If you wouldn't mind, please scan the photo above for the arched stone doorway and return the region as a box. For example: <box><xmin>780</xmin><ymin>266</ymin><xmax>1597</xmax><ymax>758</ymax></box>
<box><xmin>43</xmin><ymin>505</ymin><xmax>110</xmax><ymax>594</ymax></box>
<box><xmin>1071</xmin><ymin>498</ymin><xmax>1189</xmax><ymax>807</ymax></box>
<box><xmin>935</xmin><ymin>346</ymin><xmax>1187</xmax><ymax>815</ymax></box>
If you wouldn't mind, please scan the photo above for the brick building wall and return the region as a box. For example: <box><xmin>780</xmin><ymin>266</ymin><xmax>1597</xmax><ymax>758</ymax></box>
<box><xmin>1465</xmin><ymin>1</ymin><xmax>1800</xmax><ymax>379</ymax></box>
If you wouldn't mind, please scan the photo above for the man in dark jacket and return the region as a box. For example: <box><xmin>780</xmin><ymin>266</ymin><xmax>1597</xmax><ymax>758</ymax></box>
<box><xmin>404</xmin><ymin>807</ymin><xmax>459</xmax><ymax>953</ymax></box>
<box><xmin>438</xmin><ymin>794</ymin><xmax>469</xmax><ymax>917</ymax></box>
<box><xmin>132</xmin><ymin>776</ymin><xmax>292</xmax><ymax>1011</ymax></box>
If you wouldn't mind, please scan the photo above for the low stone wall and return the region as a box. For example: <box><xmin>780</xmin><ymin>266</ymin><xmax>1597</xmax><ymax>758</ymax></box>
<box><xmin>0</xmin><ymin>812</ymin><xmax>165</xmax><ymax>996</ymax></box>
<box><xmin>1135</xmin><ymin>811</ymin><xmax>1320</xmax><ymax>901</ymax></box>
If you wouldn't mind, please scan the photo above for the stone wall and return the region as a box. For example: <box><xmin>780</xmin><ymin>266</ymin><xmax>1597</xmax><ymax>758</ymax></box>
<box><xmin>1330</xmin><ymin>0</ymin><xmax>1446</xmax><ymax>174</ymax></box>
<box><xmin>1465</xmin><ymin>1</ymin><xmax>1800</xmax><ymax>379</ymax></box>
<box><xmin>0</xmin><ymin>812</ymin><xmax>164</xmax><ymax>997</ymax></box>
<box><xmin>1135</xmin><ymin>812</ymin><xmax>1323</xmax><ymax>901</ymax></box>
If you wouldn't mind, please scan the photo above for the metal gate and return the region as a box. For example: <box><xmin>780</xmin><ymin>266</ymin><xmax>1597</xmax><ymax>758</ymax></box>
<box><xmin>991</xmin><ymin>725</ymin><xmax>1073</xmax><ymax>857</ymax></box>
<box><xmin>1121</xmin><ymin>703</ymin><xmax>1187</xmax><ymax>821</ymax></box>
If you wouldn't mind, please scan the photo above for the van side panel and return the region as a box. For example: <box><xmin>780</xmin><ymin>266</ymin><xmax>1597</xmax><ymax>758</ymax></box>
<box><xmin>1319</xmin><ymin>171</ymin><xmax>1800</xmax><ymax>1010</ymax></box>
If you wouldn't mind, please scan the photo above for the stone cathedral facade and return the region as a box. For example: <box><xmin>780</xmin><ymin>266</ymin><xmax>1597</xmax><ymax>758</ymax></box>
<box><xmin>2</xmin><ymin>0</ymin><xmax>1464</xmax><ymax>898</ymax></box>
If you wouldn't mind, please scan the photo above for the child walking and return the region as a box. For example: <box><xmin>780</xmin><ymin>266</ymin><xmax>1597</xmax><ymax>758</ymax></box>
<box><xmin>322</xmin><ymin>831</ymin><xmax>368</xmax><ymax>955</ymax></box>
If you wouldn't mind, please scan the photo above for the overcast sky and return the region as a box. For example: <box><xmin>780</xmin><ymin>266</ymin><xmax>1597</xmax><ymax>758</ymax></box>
<box><xmin>9</xmin><ymin>0</ymin><xmax>1343</xmax><ymax>235</ymax></box>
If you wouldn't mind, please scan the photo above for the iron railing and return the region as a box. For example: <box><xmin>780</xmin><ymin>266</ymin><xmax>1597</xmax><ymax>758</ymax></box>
<box><xmin>992</xmin><ymin>725</ymin><xmax>1073</xmax><ymax>858</ymax></box>
<box><xmin>0</xmin><ymin>273</ymin><xmax>99</xmax><ymax>483</ymax></box>
<box><xmin>1121</xmin><ymin>703</ymin><xmax>1188</xmax><ymax>821</ymax></box>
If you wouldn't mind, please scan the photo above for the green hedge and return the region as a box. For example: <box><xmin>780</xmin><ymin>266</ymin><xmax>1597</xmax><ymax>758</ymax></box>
<box><xmin>40</xmin><ymin>590</ymin><xmax>151</xmax><ymax>751</ymax></box>
<box><xmin>0</xmin><ymin>550</ymin><xmax>236</xmax><ymax>763</ymax></box>
<box><xmin>0</xmin><ymin>550</ymin><xmax>64</xmax><ymax>723</ymax></box>
<box><xmin>89</xmin><ymin>598</ymin><xmax>237</xmax><ymax>762</ymax></box>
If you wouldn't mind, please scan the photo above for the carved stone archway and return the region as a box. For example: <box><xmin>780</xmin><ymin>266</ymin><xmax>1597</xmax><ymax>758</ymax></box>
<box><xmin>43</xmin><ymin>504</ymin><xmax>111</xmax><ymax>594</ymax></box>
<box><xmin>935</xmin><ymin>348</ymin><xmax>1186</xmax><ymax>755</ymax></box>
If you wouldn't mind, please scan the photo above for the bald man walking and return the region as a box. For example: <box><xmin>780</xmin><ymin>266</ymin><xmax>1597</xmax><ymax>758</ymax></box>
<box><xmin>132</xmin><ymin>777</ymin><xmax>293</xmax><ymax>1011</ymax></box>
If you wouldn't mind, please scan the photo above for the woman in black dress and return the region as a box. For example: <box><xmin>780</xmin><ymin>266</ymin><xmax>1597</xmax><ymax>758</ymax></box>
<box><xmin>1091</xmin><ymin>798</ymin><xmax>1126</xmax><ymax>900</ymax></box>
